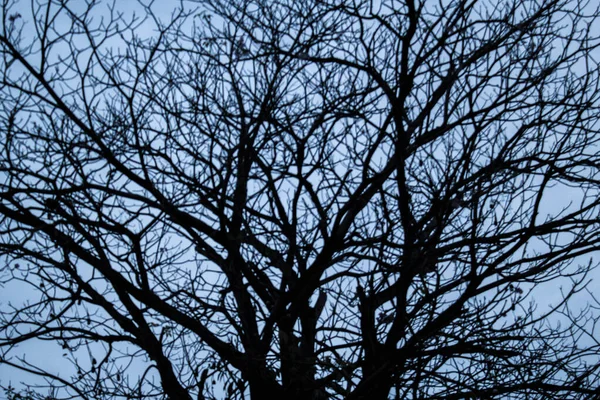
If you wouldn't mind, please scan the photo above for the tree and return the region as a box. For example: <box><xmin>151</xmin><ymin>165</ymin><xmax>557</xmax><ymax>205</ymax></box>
<box><xmin>1</xmin><ymin>0</ymin><xmax>600</xmax><ymax>398</ymax></box>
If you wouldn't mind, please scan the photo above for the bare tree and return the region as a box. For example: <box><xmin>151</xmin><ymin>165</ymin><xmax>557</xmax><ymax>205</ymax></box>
<box><xmin>2</xmin><ymin>0</ymin><xmax>600</xmax><ymax>399</ymax></box>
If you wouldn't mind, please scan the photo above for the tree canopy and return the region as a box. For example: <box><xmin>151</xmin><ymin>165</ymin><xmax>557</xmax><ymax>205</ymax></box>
<box><xmin>1</xmin><ymin>0</ymin><xmax>600</xmax><ymax>399</ymax></box>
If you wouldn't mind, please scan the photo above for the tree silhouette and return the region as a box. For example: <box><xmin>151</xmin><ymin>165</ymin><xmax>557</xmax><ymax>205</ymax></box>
<box><xmin>1</xmin><ymin>0</ymin><xmax>600</xmax><ymax>399</ymax></box>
